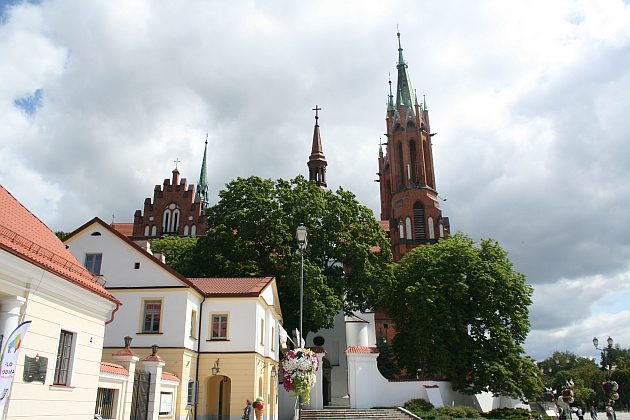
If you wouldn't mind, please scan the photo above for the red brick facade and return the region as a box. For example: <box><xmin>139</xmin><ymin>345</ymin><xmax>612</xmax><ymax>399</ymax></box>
<box><xmin>131</xmin><ymin>168</ymin><xmax>208</xmax><ymax>239</ymax></box>
<box><xmin>378</xmin><ymin>34</ymin><xmax>449</xmax><ymax>262</ymax></box>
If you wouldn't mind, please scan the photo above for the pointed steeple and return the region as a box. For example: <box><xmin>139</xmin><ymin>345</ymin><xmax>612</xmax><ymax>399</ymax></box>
<box><xmin>395</xmin><ymin>30</ymin><xmax>416</xmax><ymax>112</ymax></box>
<box><xmin>307</xmin><ymin>105</ymin><xmax>327</xmax><ymax>188</ymax></box>
<box><xmin>387</xmin><ymin>75</ymin><xmax>395</xmax><ymax>112</ymax></box>
<box><xmin>196</xmin><ymin>134</ymin><xmax>209</xmax><ymax>209</ymax></box>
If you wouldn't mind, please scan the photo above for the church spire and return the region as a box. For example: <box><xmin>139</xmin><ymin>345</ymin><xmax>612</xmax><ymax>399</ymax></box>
<box><xmin>395</xmin><ymin>30</ymin><xmax>416</xmax><ymax>112</ymax></box>
<box><xmin>387</xmin><ymin>74</ymin><xmax>395</xmax><ymax>112</ymax></box>
<box><xmin>196</xmin><ymin>134</ymin><xmax>209</xmax><ymax>208</ymax></box>
<box><xmin>307</xmin><ymin>105</ymin><xmax>327</xmax><ymax>188</ymax></box>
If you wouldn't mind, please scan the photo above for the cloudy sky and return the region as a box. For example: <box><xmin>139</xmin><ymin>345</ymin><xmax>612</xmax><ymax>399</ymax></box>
<box><xmin>2</xmin><ymin>0</ymin><xmax>630</xmax><ymax>361</ymax></box>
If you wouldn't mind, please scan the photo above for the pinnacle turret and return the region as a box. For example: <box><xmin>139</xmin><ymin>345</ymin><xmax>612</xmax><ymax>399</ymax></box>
<box><xmin>307</xmin><ymin>105</ymin><xmax>327</xmax><ymax>188</ymax></box>
<box><xmin>196</xmin><ymin>135</ymin><xmax>209</xmax><ymax>209</ymax></box>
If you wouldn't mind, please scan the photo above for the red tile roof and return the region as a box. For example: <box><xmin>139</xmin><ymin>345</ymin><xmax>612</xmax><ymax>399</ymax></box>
<box><xmin>162</xmin><ymin>371</ymin><xmax>179</xmax><ymax>382</ymax></box>
<box><xmin>112</xmin><ymin>347</ymin><xmax>137</xmax><ymax>357</ymax></box>
<box><xmin>188</xmin><ymin>277</ymin><xmax>274</xmax><ymax>296</ymax></box>
<box><xmin>0</xmin><ymin>186</ymin><xmax>119</xmax><ymax>305</ymax></box>
<box><xmin>111</xmin><ymin>223</ymin><xmax>133</xmax><ymax>237</ymax></box>
<box><xmin>346</xmin><ymin>346</ymin><xmax>379</xmax><ymax>354</ymax></box>
<box><xmin>100</xmin><ymin>362</ymin><xmax>128</xmax><ymax>376</ymax></box>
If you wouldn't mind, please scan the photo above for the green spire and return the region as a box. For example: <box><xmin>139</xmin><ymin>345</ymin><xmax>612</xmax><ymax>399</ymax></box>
<box><xmin>196</xmin><ymin>135</ymin><xmax>209</xmax><ymax>209</ymax></box>
<box><xmin>387</xmin><ymin>74</ymin><xmax>395</xmax><ymax>112</ymax></box>
<box><xmin>395</xmin><ymin>30</ymin><xmax>416</xmax><ymax>112</ymax></box>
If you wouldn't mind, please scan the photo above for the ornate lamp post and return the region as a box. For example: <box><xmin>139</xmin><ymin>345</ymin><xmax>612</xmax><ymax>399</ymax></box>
<box><xmin>593</xmin><ymin>336</ymin><xmax>619</xmax><ymax>408</ymax></box>
<box><xmin>296</xmin><ymin>224</ymin><xmax>308</xmax><ymax>347</ymax></box>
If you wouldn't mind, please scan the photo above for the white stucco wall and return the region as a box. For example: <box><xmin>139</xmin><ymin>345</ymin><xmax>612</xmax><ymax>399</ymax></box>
<box><xmin>0</xmin><ymin>250</ymin><xmax>114</xmax><ymax>419</ymax></box>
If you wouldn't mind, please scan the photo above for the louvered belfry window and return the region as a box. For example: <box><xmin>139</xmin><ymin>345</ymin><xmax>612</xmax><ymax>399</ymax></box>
<box><xmin>413</xmin><ymin>203</ymin><xmax>425</xmax><ymax>240</ymax></box>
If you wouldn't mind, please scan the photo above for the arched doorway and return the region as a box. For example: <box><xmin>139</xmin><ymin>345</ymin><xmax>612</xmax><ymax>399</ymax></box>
<box><xmin>207</xmin><ymin>375</ymin><xmax>231</xmax><ymax>419</ymax></box>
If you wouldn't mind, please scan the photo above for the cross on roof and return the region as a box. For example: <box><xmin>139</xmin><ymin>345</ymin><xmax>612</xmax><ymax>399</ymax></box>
<box><xmin>174</xmin><ymin>157</ymin><xmax>181</xmax><ymax>169</ymax></box>
<box><xmin>312</xmin><ymin>105</ymin><xmax>321</xmax><ymax>121</ymax></box>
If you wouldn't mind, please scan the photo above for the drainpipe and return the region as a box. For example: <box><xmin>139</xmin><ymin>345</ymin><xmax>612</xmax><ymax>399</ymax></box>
<box><xmin>194</xmin><ymin>294</ymin><xmax>206</xmax><ymax>420</ymax></box>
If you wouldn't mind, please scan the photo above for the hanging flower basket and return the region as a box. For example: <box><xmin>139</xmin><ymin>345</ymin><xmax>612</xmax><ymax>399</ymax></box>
<box><xmin>253</xmin><ymin>397</ymin><xmax>264</xmax><ymax>419</ymax></box>
<box><xmin>561</xmin><ymin>388</ymin><xmax>574</xmax><ymax>403</ymax></box>
<box><xmin>281</xmin><ymin>348</ymin><xmax>319</xmax><ymax>403</ymax></box>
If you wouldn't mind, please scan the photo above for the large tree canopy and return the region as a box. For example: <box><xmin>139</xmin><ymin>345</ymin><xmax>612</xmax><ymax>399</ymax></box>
<box><xmin>385</xmin><ymin>233</ymin><xmax>542</xmax><ymax>399</ymax></box>
<box><xmin>188</xmin><ymin>175</ymin><xmax>393</xmax><ymax>336</ymax></box>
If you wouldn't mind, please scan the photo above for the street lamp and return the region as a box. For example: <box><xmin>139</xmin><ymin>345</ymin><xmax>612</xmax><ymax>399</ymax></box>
<box><xmin>296</xmin><ymin>224</ymin><xmax>308</xmax><ymax>347</ymax></box>
<box><xmin>594</xmin><ymin>336</ymin><xmax>620</xmax><ymax>408</ymax></box>
<box><xmin>593</xmin><ymin>336</ymin><xmax>614</xmax><ymax>371</ymax></box>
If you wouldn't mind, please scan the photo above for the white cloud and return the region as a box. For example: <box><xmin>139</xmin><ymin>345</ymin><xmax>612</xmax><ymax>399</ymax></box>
<box><xmin>2</xmin><ymin>0</ymin><xmax>630</xmax><ymax>360</ymax></box>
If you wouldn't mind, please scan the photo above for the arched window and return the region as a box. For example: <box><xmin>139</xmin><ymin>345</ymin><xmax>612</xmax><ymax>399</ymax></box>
<box><xmin>183</xmin><ymin>225</ymin><xmax>189</xmax><ymax>236</ymax></box>
<box><xmin>439</xmin><ymin>223</ymin><xmax>445</xmax><ymax>238</ymax></box>
<box><xmin>413</xmin><ymin>202</ymin><xmax>425</xmax><ymax>240</ymax></box>
<box><xmin>191</xmin><ymin>225</ymin><xmax>197</xmax><ymax>236</ymax></box>
<box><xmin>409</xmin><ymin>140</ymin><xmax>419</xmax><ymax>184</ymax></box>
<box><xmin>163</xmin><ymin>210</ymin><xmax>171</xmax><ymax>232</ymax></box>
<box><xmin>398</xmin><ymin>220</ymin><xmax>404</xmax><ymax>239</ymax></box>
<box><xmin>151</xmin><ymin>225</ymin><xmax>157</xmax><ymax>236</ymax></box>
<box><xmin>397</xmin><ymin>142</ymin><xmax>405</xmax><ymax>187</ymax></box>
<box><xmin>144</xmin><ymin>225</ymin><xmax>150</xmax><ymax>236</ymax></box>
<box><xmin>162</xmin><ymin>203</ymin><xmax>180</xmax><ymax>233</ymax></box>
<box><xmin>405</xmin><ymin>217</ymin><xmax>412</xmax><ymax>239</ymax></box>
<box><xmin>428</xmin><ymin>216</ymin><xmax>435</xmax><ymax>239</ymax></box>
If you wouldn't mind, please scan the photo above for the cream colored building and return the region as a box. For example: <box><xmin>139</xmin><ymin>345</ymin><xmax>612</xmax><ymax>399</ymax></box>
<box><xmin>0</xmin><ymin>186</ymin><xmax>120</xmax><ymax>419</ymax></box>
<box><xmin>65</xmin><ymin>217</ymin><xmax>283</xmax><ymax>420</ymax></box>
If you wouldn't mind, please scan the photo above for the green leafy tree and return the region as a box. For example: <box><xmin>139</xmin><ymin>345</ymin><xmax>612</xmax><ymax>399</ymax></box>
<box><xmin>191</xmin><ymin>175</ymin><xmax>393</xmax><ymax>336</ymax></box>
<box><xmin>376</xmin><ymin>334</ymin><xmax>401</xmax><ymax>379</ymax></box>
<box><xmin>385</xmin><ymin>233</ymin><xmax>543</xmax><ymax>399</ymax></box>
<box><xmin>149</xmin><ymin>236</ymin><xmax>199</xmax><ymax>276</ymax></box>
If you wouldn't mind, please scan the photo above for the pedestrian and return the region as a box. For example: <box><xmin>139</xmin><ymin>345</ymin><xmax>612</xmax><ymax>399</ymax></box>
<box><xmin>560</xmin><ymin>407</ymin><xmax>567</xmax><ymax>420</ymax></box>
<box><xmin>578</xmin><ymin>406</ymin><xmax>584</xmax><ymax>420</ymax></box>
<box><xmin>590</xmin><ymin>405</ymin><xmax>597</xmax><ymax>420</ymax></box>
<box><xmin>242</xmin><ymin>399</ymin><xmax>252</xmax><ymax>420</ymax></box>
<box><xmin>605</xmin><ymin>406</ymin><xmax>613</xmax><ymax>420</ymax></box>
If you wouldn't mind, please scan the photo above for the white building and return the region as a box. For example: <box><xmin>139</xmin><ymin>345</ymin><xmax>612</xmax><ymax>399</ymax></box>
<box><xmin>65</xmin><ymin>217</ymin><xmax>283</xmax><ymax>420</ymax></box>
<box><xmin>0</xmin><ymin>185</ymin><xmax>120</xmax><ymax>419</ymax></box>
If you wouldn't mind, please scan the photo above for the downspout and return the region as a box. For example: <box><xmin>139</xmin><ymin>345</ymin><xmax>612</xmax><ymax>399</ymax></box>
<box><xmin>194</xmin><ymin>294</ymin><xmax>206</xmax><ymax>420</ymax></box>
<box><xmin>105</xmin><ymin>301</ymin><xmax>120</xmax><ymax>325</ymax></box>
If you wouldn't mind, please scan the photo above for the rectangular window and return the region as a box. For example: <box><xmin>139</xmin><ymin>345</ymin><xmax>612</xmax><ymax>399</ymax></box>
<box><xmin>84</xmin><ymin>253</ymin><xmax>102</xmax><ymax>275</ymax></box>
<box><xmin>95</xmin><ymin>388</ymin><xmax>115</xmax><ymax>418</ymax></box>
<box><xmin>271</xmin><ymin>326</ymin><xmax>275</xmax><ymax>351</ymax></box>
<box><xmin>190</xmin><ymin>309</ymin><xmax>197</xmax><ymax>339</ymax></box>
<box><xmin>159</xmin><ymin>392</ymin><xmax>173</xmax><ymax>415</ymax></box>
<box><xmin>143</xmin><ymin>300</ymin><xmax>162</xmax><ymax>333</ymax></box>
<box><xmin>54</xmin><ymin>330</ymin><xmax>74</xmax><ymax>385</ymax></box>
<box><xmin>187</xmin><ymin>380</ymin><xmax>198</xmax><ymax>406</ymax></box>
<box><xmin>211</xmin><ymin>314</ymin><xmax>228</xmax><ymax>340</ymax></box>
<box><xmin>260</xmin><ymin>319</ymin><xmax>265</xmax><ymax>345</ymax></box>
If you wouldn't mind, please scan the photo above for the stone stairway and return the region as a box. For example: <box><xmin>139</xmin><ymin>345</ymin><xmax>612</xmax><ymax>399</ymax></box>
<box><xmin>300</xmin><ymin>408</ymin><xmax>418</xmax><ymax>419</ymax></box>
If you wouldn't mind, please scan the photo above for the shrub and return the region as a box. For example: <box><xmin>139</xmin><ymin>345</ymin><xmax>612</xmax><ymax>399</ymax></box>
<box><xmin>404</xmin><ymin>398</ymin><xmax>435</xmax><ymax>413</ymax></box>
<box><xmin>483</xmin><ymin>407</ymin><xmax>532</xmax><ymax>420</ymax></box>
<box><xmin>435</xmin><ymin>405</ymin><xmax>482</xmax><ymax>418</ymax></box>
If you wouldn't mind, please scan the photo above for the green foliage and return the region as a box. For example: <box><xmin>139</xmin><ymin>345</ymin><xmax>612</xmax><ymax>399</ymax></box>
<box><xmin>385</xmin><ymin>233</ymin><xmax>543</xmax><ymax>399</ymax></box>
<box><xmin>539</xmin><ymin>351</ymin><xmax>603</xmax><ymax>407</ymax></box>
<box><xmin>149</xmin><ymin>236</ymin><xmax>199</xmax><ymax>276</ymax></box>
<box><xmin>55</xmin><ymin>231</ymin><xmax>67</xmax><ymax>240</ymax></box>
<box><xmin>435</xmin><ymin>406</ymin><xmax>482</xmax><ymax>418</ymax></box>
<box><xmin>404</xmin><ymin>398</ymin><xmax>435</xmax><ymax>412</ymax></box>
<box><xmin>190</xmin><ymin>175</ymin><xmax>393</xmax><ymax>335</ymax></box>
<box><xmin>483</xmin><ymin>407</ymin><xmax>532</xmax><ymax>420</ymax></box>
<box><xmin>376</xmin><ymin>335</ymin><xmax>401</xmax><ymax>379</ymax></box>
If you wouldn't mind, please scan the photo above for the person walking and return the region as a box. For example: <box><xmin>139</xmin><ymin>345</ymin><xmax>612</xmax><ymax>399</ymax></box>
<box><xmin>242</xmin><ymin>399</ymin><xmax>253</xmax><ymax>420</ymax></box>
<box><xmin>590</xmin><ymin>405</ymin><xmax>597</xmax><ymax>420</ymax></box>
<box><xmin>578</xmin><ymin>406</ymin><xmax>584</xmax><ymax>420</ymax></box>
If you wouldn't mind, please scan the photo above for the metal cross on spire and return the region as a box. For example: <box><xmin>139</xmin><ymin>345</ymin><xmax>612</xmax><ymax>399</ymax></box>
<box><xmin>174</xmin><ymin>157</ymin><xmax>181</xmax><ymax>169</ymax></box>
<box><xmin>312</xmin><ymin>105</ymin><xmax>322</xmax><ymax>122</ymax></box>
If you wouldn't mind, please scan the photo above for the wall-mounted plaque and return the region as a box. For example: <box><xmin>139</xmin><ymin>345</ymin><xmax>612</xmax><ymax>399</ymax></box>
<box><xmin>23</xmin><ymin>354</ymin><xmax>47</xmax><ymax>383</ymax></box>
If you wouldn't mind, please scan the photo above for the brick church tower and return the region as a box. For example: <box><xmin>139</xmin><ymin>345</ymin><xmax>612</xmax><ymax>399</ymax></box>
<box><xmin>131</xmin><ymin>140</ymin><xmax>209</xmax><ymax>239</ymax></box>
<box><xmin>378</xmin><ymin>32</ymin><xmax>449</xmax><ymax>262</ymax></box>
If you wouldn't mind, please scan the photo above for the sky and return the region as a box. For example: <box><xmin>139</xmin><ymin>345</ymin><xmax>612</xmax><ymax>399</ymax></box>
<box><xmin>1</xmin><ymin>0</ymin><xmax>630</xmax><ymax>361</ymax></box>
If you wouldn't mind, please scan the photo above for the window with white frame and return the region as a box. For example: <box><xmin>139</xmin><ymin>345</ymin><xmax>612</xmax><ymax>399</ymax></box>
<box><xmin>162</xmin><ymin>203</ymin><xmax>180</xmax><ymax>233</ymax></box>
<box><xmin>271</xmin><ymin>326</ymin><xmax>275</xmax><ymax>351</ymax></box>
<box><xmin>159</xmin><ymin>392</ymin><xmax>173</xmax><ymax>415</ymax></box>
<box><xmin>211</xmin><ymin>314</ymin><xmax>228</xmax><ymax>340</ymax></box>
<box><xmin>53</xmin><ymin>330</ymin><xmax>75</xmax><ymax>385</ymax></box>
<box><xmin>190</xmin><ymin>309</ymin><xmax>197</xmax><ymax>339</ymax></box>
<box><xmin>84</xmin><ymin>253</ymin><xmax>102</xmax><ymax>275</ymax></box>
<box><xmin>142</xmin><ymin>299</ymin><xmax>162</xmax><ymax>333</ymax></box>
<box><xmin>260</xmin><ymin>319</ymin><xmax>265</xmax><ymax>345</ymax></box>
